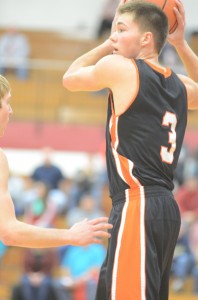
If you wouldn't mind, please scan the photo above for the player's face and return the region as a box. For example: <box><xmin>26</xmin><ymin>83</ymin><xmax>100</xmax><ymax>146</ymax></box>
<box><xmin>110</xmin><ymin>13</ymin><xmax>143</xmax><ymax>59</ymax></box>
<box><xmin>0</xmin><ymin>91</ymin><xmax>12</xmax><ymax>137</ymax></box>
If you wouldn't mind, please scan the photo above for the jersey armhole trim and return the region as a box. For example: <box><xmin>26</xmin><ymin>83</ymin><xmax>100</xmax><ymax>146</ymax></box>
<box><xmin>109</xmin><ymin>90</ymin><xmax>115</xmax><ymax>115</ymax></box>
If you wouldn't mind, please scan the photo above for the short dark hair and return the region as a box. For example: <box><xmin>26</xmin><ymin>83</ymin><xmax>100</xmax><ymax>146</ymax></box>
<box><xmin>118</xmin><ymin>1</ymin><xmax>168</xmax><ymax>54</ymax></box>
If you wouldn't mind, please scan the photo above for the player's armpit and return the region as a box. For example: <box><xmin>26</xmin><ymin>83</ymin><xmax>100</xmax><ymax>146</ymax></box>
<box><xmin>178</xmin><ymin>74</ymin><xmax>198</xmax><ymax>110</ymax></box>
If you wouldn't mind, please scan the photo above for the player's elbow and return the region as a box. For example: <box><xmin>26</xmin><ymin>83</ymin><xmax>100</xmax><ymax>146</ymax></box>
<box><xmin>62</xmin><ymin>74</ymin><xmax>78</xmax><ymax>92</ymax></box>
<box><xmin>0</xmin><ymin>222</ymin><xmax>18</xmax><ymax>246</ymax></box>
<box><xmin>0</xmin><ymin>229</ymin><xmax>13</xmax><ymax>246</ymax></box>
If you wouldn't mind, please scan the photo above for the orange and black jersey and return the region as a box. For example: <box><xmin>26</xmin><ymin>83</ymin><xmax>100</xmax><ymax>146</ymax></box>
<box><xmin>106</xmin><ymin>59</ymin><xmax>187</xmax><ymax>198</ymax></box>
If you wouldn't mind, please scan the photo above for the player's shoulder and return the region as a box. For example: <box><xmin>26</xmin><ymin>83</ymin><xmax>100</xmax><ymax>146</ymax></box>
<box><xmin>97</xmin><ymin>54</ymin><xmax>137</xmax><ymax>82</ymax></box>
<box><xmin>0</xmin><ymin>149</ymin><xmax>9</xmax><ymax>182</ymax></box>
<box><xmin>99</xmin><ymin>54</ymin><xmax>136</xmax><ymax>71</ymax></box>
<box><xmin>0</xmin><ymin>148</ymin><xmax>8</xmax><ymax>166</ymax></box>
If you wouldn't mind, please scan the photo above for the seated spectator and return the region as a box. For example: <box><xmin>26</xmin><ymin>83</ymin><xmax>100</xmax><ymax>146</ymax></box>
<box><xmin>0</xmin><ymin>26</ymin><xmax>30</xmax><ymax>80</ymax></box>
<box><xmin>171</xmin><ymin>219</ymin><xmax>196</xmax><ymax>293</ymax></box>
<box><xmin>24</xmin><ymin>181</ymin><xmax>57</xmax><ymax>228</ymax></box>
<box><xmin>189</xmin><ymin>218</ymin><xmax>198</xmax><ymax>294</ymax></box>
<box><xmin>67</xmin><ymin>169</ymin><xmax>95</xmax><ymax>209</ymax></box>
<box><xmin>11</xmin><ymin>249</ymin><xmax>59</xmax><ymax>300</ymax></box>
<box><xmin>47</xmin><ymin>179</ymin><xmax>70</xmax><ymax>216</ymax></box>
<box><xmin>59</xmin><ymin>243</ymin><xmax>106</xmax><ymax>300</ymax></box>
<box><xmin>66</xmin><ymin>193</ymin><xmax>105</xmax><ymax>228</ymax></box>
<box><xmin>182</xmin><ymin>149</ymin><xmax>198</xmax><ymax>183</ymax></box>
<box><xmin>8</xmin><ymin>173</ymin><xmax>25</xmax><ymax>215</ymax></box>
<box><xmin>193</xmin><ymin>148</ymin><xmax>198</xmax><ymax>178</ymax></box>
<box><xmin>20</xmin><ymin>176</ymin><xmax>39</xmax><ymax>213</ymax></box>
<box><xmin>31</xmin><ymin>147</ymin><xmax>65</xmax><ymax>190</ymax></box>
<box><xmin>56</xmin><ymin>193</ymin><xmax>107</xmax><ymax>298</ymax></box>
<box><xmin>0</xmin><ymin>240</ymin><xmax>7</xmax><ymax>258</ymax></box>
<box><xmin>175</xmin><ymin>176</ymin><xmax>198</xmax><ymax>219</ymax></box>
<box><xmin>173</xmin><ymin>144</ymin><xmax>189</xmax><ymax>189</ymax></box>
<box><xmin>159</xmin><ymin>42</ymin><xmax>185</xmax><ymax>74</ymax></box>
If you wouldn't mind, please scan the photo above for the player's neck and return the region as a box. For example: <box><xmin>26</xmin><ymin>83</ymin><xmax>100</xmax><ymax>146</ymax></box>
<box><xmin>136</xmin><ymin>52</ymin><xmax>167</xmax><ymax>72</ymax></box>
<box><xmin>138</xmin><ymin>52</ymin><xmax>163</xmax><ymax>68</ymax></box>
<box><xmin>144</xmin><ymin>57</ymin><xmax>161</xmax><ymax>67</ymax></box>
<box><xmin>136</xmin><ymin>48</ymin><xmax>158</xmax><ymax>62</ymax></box>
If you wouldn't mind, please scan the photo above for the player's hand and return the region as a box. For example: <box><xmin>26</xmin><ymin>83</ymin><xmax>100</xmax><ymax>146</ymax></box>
<box><xmin>103</xmin><ymin>38</ymin><xmax>115</xmax><ymax>54</ymax></box>
<box><xmin>168</xmin><ymin>0</ymin><xmax>185</xmax><ymax>48</ymax></box>
<box><xmin>69</xmin><ymin>217</ymin><xmax>113</xmax><ymax>246</ymax></box>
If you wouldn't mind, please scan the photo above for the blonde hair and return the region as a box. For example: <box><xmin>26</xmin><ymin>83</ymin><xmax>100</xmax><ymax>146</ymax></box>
<box><xmin>0</xmin><ymin>75</ymin><xmax>11</xmax><ymax>106</ymax></box>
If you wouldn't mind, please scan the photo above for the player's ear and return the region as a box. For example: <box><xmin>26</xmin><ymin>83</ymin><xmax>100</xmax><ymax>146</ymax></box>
<box><xmin>141</xmin><ymin>31</ymin><xmax>152</xmax><ymax>47</ymax></box>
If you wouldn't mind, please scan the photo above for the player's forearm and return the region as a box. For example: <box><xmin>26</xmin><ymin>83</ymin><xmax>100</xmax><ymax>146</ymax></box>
<box><xmin>175</xmin><ymin>40</ymin><xmax>198</xmax><ymax>82</ymax></box>
<box><xmin>2</xmin><ymin>220</ymin><xmax>72</xmax><ymax>248</ymax></box>
<box><xmin>1</xmin><ymin>214</ymin><xmax>112</xmax><ymax>248</ymax></box>
<box><xmin>64</xmin><ymin>40</ymin><xmax>113</xmax><ymax>76</ymax></box>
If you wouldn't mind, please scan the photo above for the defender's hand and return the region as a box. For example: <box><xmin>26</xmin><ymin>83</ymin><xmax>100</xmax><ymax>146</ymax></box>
<box><xmin>69</xmin><ymin>217</ymin><xmax>113</xmax><ymax>246</ymax></box>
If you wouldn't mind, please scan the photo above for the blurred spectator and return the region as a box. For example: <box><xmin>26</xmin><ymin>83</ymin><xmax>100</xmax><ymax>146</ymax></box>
<box><xmin>189</xmin><ymin>218</ymin><xmax>198</xmax><ymax>294</ymax></box>
<box><xmin>8</xmin><ymin>173</ymin><xmax>25</xmax><ymax>215</ymax></box>
<box><xmin>32</xmin><ymin>147</ymin><xmax>64</xmax><ymax>190</ymax></box>
<box><xmin>20</xmin><ymin>176</ymin><xmax>39</xmax><ymax>213</ymax></box>
<box><xmin>175</xmin><ymin>176</ymin><xmax>198</xmax><ymax>219</ymax></box>
<box><xmin>59</xmin><ymin>244</ymin><xmax>106</xmax><ymax>300</ymax></box>
<box><xmin>56</xmin><ymin>192</ymin><xmax>106</xmax><ymax>299</ymax></box>
<box><xmin>173</xmin><ymin>144</ymin><xmax>189</xmax><ymax>189</ymax></box>
<box><xmin>58</xmin><ymin>192</ymin><xmax>105</xmax><ymax>265</ymax></box>
<box><xmin>97</xmin><ymin>0</ymin><xmax>119</xmax><ymax>39</ymax></box>
<box><xmin>0</xmin><ymin>240</ymin><xmax>7</xmax><ymax>258</ymax></box>
<box><xmin>66</xmin><ymin>193</ymin><xmax>105</xmax><ymax>228</ymax></box>
<box><xmin>11</xmin><ymin>249</ymin><xmax>59</xmax><ymax>300</ymax></box>
<box><xmin>160</xmin><ymin>42</ymin><xmax>185</xmax><ymax>74</ymax></box>
<box><xmin>193</xmin><ymin>149</ymin><xmax>198</xmax><ymax>177</ymax></box>
<box><xmin>182</xmin><ymin>148</ymin><xmax>198</xmax><ymax>182</ymax></box>
<box><xmin>24</xmin><ymin>181</ymin><xmax>57</xmax><ymax>228</ymax></box>
<box><xmin>47</xmin><ymin>178</ymin><xmax>69</xmax><ymax>216</ymax></box>
<box><xmin>67</xmin><ymin>169</ymin><xmax>94</xmax><ymax>209</ymax></box>
<box><xmin>0</xmin><ymin>26</ymin><xmax>30</xmax><ymax>80</ymax></box>
<box><xmin>67</xmin><ymin>154</ymin><xmax>108</xmax><ymax>210</ymax></box>
<box><xmin>171</xmin><ymin>219</ymin><xmax>196</xmax><ymax>292</ymax></box>
<box><xmin>160</xmin><ymin>42</ymin><xmax>178</xmax><ymax>66</ymax></box>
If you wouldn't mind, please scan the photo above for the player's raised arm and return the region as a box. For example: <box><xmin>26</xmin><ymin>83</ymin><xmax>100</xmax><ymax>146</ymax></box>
<box><xmin>177</xmin><ymin>74</ymin><xmax>198</xmax><ymax>110</ymax></box>
<box><xmin>168</xmin><ymin>0</ymin><xmax>198</xmax><ymax>82</ymax></box>
<box><xmin>62</xmin><ymin>39</ymin><xmax>114</xmax><ymax>92</ymax></box>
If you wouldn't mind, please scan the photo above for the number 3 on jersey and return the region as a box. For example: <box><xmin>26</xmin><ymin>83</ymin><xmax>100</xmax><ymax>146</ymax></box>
<box><xmin>160</xmin><ymin>112</ymin><xmax>177</xmax><ymax>164</ymax></box>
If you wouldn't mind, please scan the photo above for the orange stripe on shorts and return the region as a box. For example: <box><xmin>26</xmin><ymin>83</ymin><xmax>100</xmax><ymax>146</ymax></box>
<box><xmin>111</xmin><ymin>188</ymin><xmax>146</xmax><ymax>300</ymax></box>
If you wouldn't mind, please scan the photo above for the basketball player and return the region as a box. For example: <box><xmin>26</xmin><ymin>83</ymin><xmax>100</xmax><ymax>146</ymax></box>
<box><xmin>0</xmin><ymin>75</ymin><xmax>112</xmax><ymax>248</ymax></box>
<box><xmin>62</xmin><ymin>0</ymin><xmax>198</xmax><ymax>299</ymax></box>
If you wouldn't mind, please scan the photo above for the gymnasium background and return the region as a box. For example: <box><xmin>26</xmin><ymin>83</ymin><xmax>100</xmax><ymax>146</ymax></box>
<box><xmin>0</xmin><ymin>1</ymin><xmax>198</xmax><ymax>300</ymax></box>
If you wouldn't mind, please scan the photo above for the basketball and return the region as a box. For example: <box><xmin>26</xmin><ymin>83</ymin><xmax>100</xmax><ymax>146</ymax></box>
<box><xmin>144</xmin><ymin>0</ymin><xmax>178</xmax><ymax>33</ymax></box>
